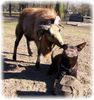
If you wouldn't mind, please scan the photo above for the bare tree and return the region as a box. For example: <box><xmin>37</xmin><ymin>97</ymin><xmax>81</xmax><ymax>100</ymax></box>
<box><xmin>55</xmin><ymin>2</ymin><xmax>61</xmax><ymax>17</ymax></box>
<box><xmin>19</xmin><ymin>3</ymin><xmax>28</xmax><ymax>12</ymax></box>
<box><xmin>78</xmin><ymin>4</ymin><xmax>91</xmax><ymax>16</ymax></box>
<box><xmin>9</xmin><ymin>3</ymin><xmax>11</xmax><ymax>16</ymax></box>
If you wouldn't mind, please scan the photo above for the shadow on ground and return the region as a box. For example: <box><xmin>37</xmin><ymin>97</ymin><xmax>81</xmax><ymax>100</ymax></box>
<box><xmin>16</xmin><ymin>91</ymin><xmax>54</xmax><ymax>96</ymax></box>
<box><xmin>2</xmin><ymin>55</ymin><xmax>55</xmax><ymax>96</ymax></box>
<box><xmin>3</xmin><ymin>51</ymin><xmax>31</xmax><ymax>57</ymax></box>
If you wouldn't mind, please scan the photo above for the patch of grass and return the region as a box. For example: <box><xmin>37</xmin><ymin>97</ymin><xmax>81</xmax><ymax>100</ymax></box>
<box><xmin>3</xmin><ymin>19</ymin><xmax>18</xmax><ymax>39</ymax></box>
<box><xmin>3</xmin><ymin>20</ymin><xmax>17</xmax><ymax>30</ymax></box>
<box><xmin>3</xmin><ymin>12</ymin><xmax>20</xmax><ymax>17</ymax></box>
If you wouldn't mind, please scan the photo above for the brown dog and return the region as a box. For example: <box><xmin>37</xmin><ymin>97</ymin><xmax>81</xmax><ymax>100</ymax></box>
<box><xmin>48</xmin><ymin>42</ymin><xmax>86</xmax><ymax>78</ymax></box>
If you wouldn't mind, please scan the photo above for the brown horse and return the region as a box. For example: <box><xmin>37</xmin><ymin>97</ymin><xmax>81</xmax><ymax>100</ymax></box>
<box><xmin>13</xmin><ymin>8</ymin><xmax>64</xmax><ymax>68</ymax></box>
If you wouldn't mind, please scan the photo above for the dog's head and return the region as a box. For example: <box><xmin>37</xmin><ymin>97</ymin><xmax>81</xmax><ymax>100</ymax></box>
<box><xmin>60</xmin><ymin>42</ymin><xmax>86</xmax><ymax>77</ymax></box>
<box><xmin>62</xmin><ymin>42</ymin><xmax>86</xmax><ymax>58</ymax></box>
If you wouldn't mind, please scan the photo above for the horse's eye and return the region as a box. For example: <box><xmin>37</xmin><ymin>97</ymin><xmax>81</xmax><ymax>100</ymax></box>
<box><xmin>59</xmin><ymin>29</ymin><xmax>61</xmax><ymax>32</ymax></box>
<box><xmin>51</xmin><ymin>35</ymin><xmax>54</xmax><ymax>38</ymax></box>
<box><xmin>47</xmin><ymin>29</ymin><xmax>51</xmax><ymax>35</ymax></box>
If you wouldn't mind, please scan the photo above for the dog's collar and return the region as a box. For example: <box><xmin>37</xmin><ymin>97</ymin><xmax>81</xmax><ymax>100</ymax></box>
<box><xmin>61</xmin><ymin>64</ymin><xmax>76</xmax><ymax>73</ymax></box>
<box><xmin>61</xmin><ymin>64</ymin><xmax>69</xmax><ymax>71</ymax></box>
<box><xmin>61</xmin><ymin>64</ymin><xmax>73</xmax><ymax>73</ymax></box>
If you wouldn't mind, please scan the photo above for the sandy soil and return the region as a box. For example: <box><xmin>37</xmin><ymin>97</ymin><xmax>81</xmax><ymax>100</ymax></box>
<box><xmin>2</xmin><ymin>18</ymin><xmax>92</xmax><ymax>97</ymax></box>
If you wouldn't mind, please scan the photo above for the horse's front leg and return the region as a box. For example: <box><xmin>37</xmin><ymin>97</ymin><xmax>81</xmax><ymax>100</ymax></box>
<box><xmin>35</xmin><ymin>49</ymin><xmax>41</xmax><ymax>69</ymax></box>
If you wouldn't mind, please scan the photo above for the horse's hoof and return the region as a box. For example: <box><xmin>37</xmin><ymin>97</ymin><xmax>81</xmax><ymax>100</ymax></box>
<box><xmin>13</xmin><ymin>55</ymin><xmax>16</xmax><ymax>61</ymax></box>
<box><xmin>29</xmin><ymin>54</ymin><xmax>32</xmax><ymax>56</ymax></box>
<box><xmin>28</xmin><ymin>51</ymin><xmax>33</xmax><ymax>56</ymax></box>
<box><xmin>35</xmin><ymin>63</ymin><xmax>40</xmax><ymax>69</ymax></box>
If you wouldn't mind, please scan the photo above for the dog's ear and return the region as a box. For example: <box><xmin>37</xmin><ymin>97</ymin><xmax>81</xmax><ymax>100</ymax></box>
<box><xmin>76</xmin><ymin>42</ymin><xmax>86</xmax><ymax>52</ymax></box>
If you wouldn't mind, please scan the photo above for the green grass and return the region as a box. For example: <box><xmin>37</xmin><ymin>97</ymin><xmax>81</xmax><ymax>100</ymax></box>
<box><xmin>3</xmin><ymin>19</ymin><xmax>17</xmax><ymax>28</ymax></box>
<box><xmin>3</xmin><ymin>19</ymin><xmax>17</xmax><ymax>38</ymax></box>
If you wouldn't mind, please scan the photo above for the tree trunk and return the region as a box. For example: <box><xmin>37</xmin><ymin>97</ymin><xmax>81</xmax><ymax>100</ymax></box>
<box><xmin>55</xmin><ymin>2</ymin><xmax>61</xmax><ymax>17</ymax></box>
<box><xmin>19</xmin><ymin>3</ymin><xmax>28</xmax><ymax>12</ymax></box>
<box><xmin>9</xmin><ymin>3</ymin><xmax>11</xmax><ymax>17</ymax></box>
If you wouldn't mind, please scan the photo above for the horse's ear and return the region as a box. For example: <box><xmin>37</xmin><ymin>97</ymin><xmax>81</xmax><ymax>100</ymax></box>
<box><xmin>54</xmin><ymin>16</ymin><xmax>61</xmax><ymax>25</ymax></box>
<box><xmin>76</xmin><ymin>42</ymin><xmax>86</xmax><ymax>52</ymax></box>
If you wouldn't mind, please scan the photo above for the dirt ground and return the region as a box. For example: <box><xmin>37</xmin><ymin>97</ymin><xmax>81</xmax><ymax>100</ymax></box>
<box><xmin>2</xmin><ymin>18</ymin><xmax>92</xmax><ymax>97</ymax></box>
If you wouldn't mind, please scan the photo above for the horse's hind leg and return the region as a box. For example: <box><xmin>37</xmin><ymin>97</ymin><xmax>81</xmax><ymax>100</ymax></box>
<box><xmin>13</xmin><ymin>24</ymin><xmax>23</xmax><ymax>61</ymax></box>
<box><xmin>26</xmin><ymin>40</ymin><xmax>33</xmax><ymax>56</ymax></box>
